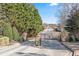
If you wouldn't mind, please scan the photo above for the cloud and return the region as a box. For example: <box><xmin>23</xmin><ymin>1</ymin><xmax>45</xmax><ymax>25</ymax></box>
<box><xmin>49</xmin><ymin>3</ymin><xmax>58</xmax><ymax>6</ymax></box>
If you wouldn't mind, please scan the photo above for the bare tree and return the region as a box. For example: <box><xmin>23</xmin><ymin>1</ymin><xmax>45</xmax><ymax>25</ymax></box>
<box><xmin>59</xmin><ymin>3</ymin><xmax>79</xmax><ymax>41</ymax></box>
<box><xmin>59</xmin><ymin>3</ymin><xmax>79</xmax><ymax>30</ymax></box>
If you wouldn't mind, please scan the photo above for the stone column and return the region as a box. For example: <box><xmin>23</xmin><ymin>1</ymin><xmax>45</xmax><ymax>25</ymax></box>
<box><xmin>22</xmin><ymin>32</ymin><xmax>27</xmax><ymax>41</ymax></box>
<box><xmin>35</xmin><ymin>34</ymin><xmax>41</xmax><ymax>46</ymax></box>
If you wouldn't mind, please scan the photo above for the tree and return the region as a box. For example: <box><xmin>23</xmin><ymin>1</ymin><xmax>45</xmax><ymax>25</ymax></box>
<box><xmin>60</xmin><ymin>3</ymin><xmax>79</xmax><ymax>41</ymax></box>
<box><xmin>66</xmin><ymin>6</ymin><xmax>79</xmax><ymax>36</ymax></box>
<box><xmin>59</xmin><ymin>4</ymin><xmax>79</xmax><ymax>29</ymax></box>
<box><xmin>0</xmin><ymin>3</ymin><xmax>43</xmax><ymax>37</ymax></box>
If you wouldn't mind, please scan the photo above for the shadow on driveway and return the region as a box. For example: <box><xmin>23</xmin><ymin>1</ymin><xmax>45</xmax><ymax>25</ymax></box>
<box><xmin>18</xmin><ymin>40</ymin><xmax>68</xmax><ymax>51</ymax></box>
<box><xmin>15</xmin><ymin>52</ymin><xmax>47</xmax><ymax>56</ymax></box>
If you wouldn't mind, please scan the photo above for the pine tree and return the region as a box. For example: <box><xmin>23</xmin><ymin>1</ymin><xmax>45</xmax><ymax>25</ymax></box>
<box><xmin>0</xmin><ymin>3</ymin><xmax>43</xmax><ymax>37</ymax></box>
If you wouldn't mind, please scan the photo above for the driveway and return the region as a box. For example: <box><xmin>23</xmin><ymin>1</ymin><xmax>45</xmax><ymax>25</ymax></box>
<box><xmin>0</xmin><ymin>40</ymin><xmax>72</xmax><ymax>56</ymax></box>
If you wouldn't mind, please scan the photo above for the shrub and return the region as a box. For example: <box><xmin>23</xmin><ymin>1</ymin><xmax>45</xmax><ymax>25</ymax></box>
<box><xmin>12</xmin><ymin>27</ymin><xmax>21</xmax><ymax>41</ymax></box>
<box><xmin>0</xmin><ymin>20</ymin><xmax>21</xmax><ymax>41</ymax></box>
<box><xmin>0</xmin><ymin>21</ymin><xmax>13</xmax><ymax>41</ymax></box>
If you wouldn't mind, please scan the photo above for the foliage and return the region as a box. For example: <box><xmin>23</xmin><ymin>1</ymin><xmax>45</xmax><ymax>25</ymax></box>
<box><xmin>0</xmin><ymin>3</ymin><xmax>43</xmax><ymax>37</ymax></box>
<box><xmin>12</xmin><ymin>27</ymin><xmax>21</xmax><ymax>41</ymax></box>
<box><xmin>60</xmin><ymin>4</ymin><xmax>79</xmax><ymax>41</ymax></box>
<box><xmin>65</xmin><ymin>7</ymin><xmax>79</xmax><ymax>33</ymax></box>
<box><xmin>0</xmin><ymin>20</ymin><xmax>13</xmax><ymax>40</ymax></box>
<box><xmin>0</xmin><ymin>20</ymin><xmax>21</xmax><ymax>41</ymax></box>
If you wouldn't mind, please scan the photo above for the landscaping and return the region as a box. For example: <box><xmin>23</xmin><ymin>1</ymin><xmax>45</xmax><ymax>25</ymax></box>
<box><xmin>0</xmin><ymin>3</ymin><xmax>43</xmax><ymax>46</ymax></box>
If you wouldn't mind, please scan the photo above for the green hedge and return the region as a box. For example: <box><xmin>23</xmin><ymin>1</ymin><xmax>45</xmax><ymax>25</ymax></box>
<box><xmin>0</xmin><ymin>20</ymin><xmax>21</xmax><ymax>41</ymax></box>
<box><xmin>12</xmin><ymin>27</ymin><xmax>21</xmax><ymax>41</ymax></box>
<box><xmin>3</xmin><ymin>22</ymin><xmax>13</xmax><ymax>41</ymax></box>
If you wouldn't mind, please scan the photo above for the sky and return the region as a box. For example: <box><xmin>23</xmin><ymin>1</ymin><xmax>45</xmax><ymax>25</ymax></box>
<box><xmin>34</xmin><ymin>3</ymin><xmax>62</xmax><ymax>24</ymax></box>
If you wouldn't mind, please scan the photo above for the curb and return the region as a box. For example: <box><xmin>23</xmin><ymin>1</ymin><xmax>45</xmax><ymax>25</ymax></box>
<box><xmin>59</xmin><ymin>41</ymin><xmax>74</xmax><ymax>56</ymax></box>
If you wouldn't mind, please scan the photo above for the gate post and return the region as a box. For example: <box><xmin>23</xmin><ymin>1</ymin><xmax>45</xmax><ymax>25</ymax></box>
<box><xmin>35</xmin><ymin>33</ymin><xmax>41</xmax><ymax>47</ymax></box>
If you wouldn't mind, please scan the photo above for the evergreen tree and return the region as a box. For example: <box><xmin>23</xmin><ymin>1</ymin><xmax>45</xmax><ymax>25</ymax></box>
<box><xmin>0</xmin><ymin>3</ymin><xmax>43</xmax><ymax>37</ymax></box>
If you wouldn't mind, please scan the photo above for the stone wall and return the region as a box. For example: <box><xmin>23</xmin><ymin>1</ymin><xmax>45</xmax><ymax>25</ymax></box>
<box><xmin>52</xmin><ymin>32</ymin><xmax>61</xmax><ymax>40</ymax></box>
<box><xmin>0</xmin><ymin>37</ymin><xmax>9</xmax><ymax>46</ymax></box>
<box><xmin>51</xmin><ymin>31</ymin><xmax>69</xmax><ymax>42</ymax></box>
<box><xmin>60</xmin><ymin>32</ymin><xmax>69</xmax><ymax>41</ymax></box>
<box><xmin>39</xmin><ymin>30</ymin><xmax>69</xmax><ymax>42</ymax></box>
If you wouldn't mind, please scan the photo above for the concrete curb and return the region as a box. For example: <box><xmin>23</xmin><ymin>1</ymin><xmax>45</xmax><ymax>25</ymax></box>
<box><xmin>58</xmin><ymin>41</ymin><xmax>74</xmax><ymax>56</ymax></box>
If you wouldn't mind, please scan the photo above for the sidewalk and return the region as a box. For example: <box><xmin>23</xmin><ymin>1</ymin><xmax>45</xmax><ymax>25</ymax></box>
<box><xmin>61</xmin><ymin>42</ymin><xmax>79</xmax><ymax>56</ymax></box>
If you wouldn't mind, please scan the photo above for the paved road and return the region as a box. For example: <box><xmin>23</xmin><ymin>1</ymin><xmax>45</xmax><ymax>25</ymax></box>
<box><xmin>0</xmin><ymin>40</ymin><xmax>72</xmax><ymax>56</ymax></box>
<box><xmin>0</xmin><ymin>28</ymin><xmax>72</xmax><ymax>56</ymax></box>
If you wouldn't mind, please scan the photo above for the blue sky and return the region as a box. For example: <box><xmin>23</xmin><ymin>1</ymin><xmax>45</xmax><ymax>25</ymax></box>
<box><xmin>34</xmin><ymin>3</ymin><xmax>62</xmax><ymax>24</ymax></box>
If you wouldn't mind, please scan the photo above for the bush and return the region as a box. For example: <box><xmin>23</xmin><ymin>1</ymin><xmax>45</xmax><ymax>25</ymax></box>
<box><xmin>1</xmin><ymin>21</ymin><xmax>13</xmax><ymax>41</ymax></box>
<box><xmin>12</xmin><ymin>27</ymin><xmax>21</xmax><ymax>41</ymax></box>
<box><xmin>0</xmin><ymin>20</ymin><xmax>21</xmax><ymax>41</ymax></box>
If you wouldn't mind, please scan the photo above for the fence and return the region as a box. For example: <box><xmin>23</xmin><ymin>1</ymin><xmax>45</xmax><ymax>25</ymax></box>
<box><xmin>39</xmin><ymin>31</ymin><xmax>69</xmax><ymax>42</ymax></box>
